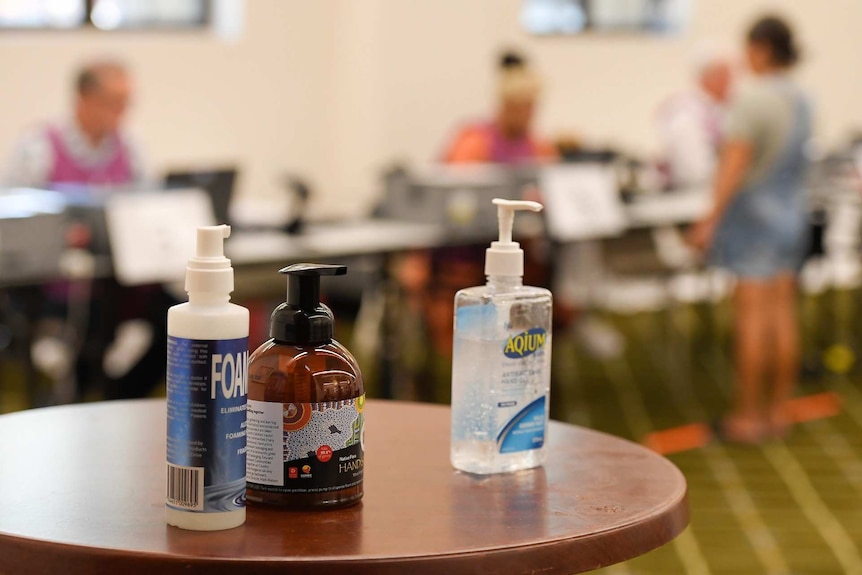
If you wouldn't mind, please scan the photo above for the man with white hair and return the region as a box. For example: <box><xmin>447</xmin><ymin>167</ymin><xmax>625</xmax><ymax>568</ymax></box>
<box><xmin>2</xmin><ymin>59</ymin><xmax>161</xmax><ymax>403</ymax></box>
<box><xmin>657</xmin><ymin>47</ymin><xmax>734</xmax><ymax>189</ymax></box>
<box><xmin>3</xmin><ymin>59</ymin><xmax>144</xmax><ymax>187</ymax></box>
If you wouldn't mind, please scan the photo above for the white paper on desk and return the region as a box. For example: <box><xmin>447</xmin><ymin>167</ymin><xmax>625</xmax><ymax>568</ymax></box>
<box><xmin>540</xmin><ymin>165</ymin><xmax>625</xmax><ymax>241</ymax></box>
<box><xmin>105</xmin><ymin>188</ymin><xmax>215</xmax><ymax>286</ymax></box>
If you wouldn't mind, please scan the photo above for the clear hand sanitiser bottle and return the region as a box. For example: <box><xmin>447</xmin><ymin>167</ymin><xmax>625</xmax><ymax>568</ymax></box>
<box><xmin>451</xmin><ymin>199</ymin><xmax>552</xmax><ymax>474</ymax></box>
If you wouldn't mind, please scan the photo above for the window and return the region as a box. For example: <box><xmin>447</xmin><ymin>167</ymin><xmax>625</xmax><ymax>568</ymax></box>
<box><xmin>521</xmin><ymin>0</ymin><xmax>692</xmax><ymax>36</ymax></box>
<box><xmin>90</xmin><ymin>0</ymin><xmax>208</xmax><ymax>30</ymax></box>
<box><xmin>0</xmin><ymin>0</ymin><xmax>209</xmax><ymax>30</ymax></box>
<box><xmin>0</xmin><ymin>0</ymin><xmax>86</xmax><ymax>29</ymax></box>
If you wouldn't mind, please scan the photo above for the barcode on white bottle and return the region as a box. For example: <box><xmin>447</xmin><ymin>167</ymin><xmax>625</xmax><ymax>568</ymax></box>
<box><xmin>166</xmin><ymin>463</ymin><xmax>204</xmax><ymax>511</ymax></box>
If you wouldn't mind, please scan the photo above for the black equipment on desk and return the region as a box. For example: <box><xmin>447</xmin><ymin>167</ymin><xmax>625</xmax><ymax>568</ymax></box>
<box><xmin>165</xmin><ymin>168</ymin><xmax>237</xmax><ymax>226</ymax></box>
<box><xmin>283</xmin><ymin>175</ymin><xmax>311</xmax><ymax>235</ymax></box>
<box><xmin>0</xmin><ymin>190</ymin><xmax>66</xmax><ymax>286</ymax></box>
<box><xmin>377</xmin><ymin>165</ymin><xmax>528</xmax><ymax>238</ymax></box>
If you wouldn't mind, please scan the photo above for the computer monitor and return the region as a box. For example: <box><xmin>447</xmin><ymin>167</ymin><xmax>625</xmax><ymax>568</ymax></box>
<box><xmin>165</xmin><ymin>168</ymin><xmax>237</xmax><ymax>226</ymax></box>
<box><xmin>379</xmin><ymin>165</ymin><xmax>522</xmax><ymax>239</ymax></box>
<box><xmin>104</xmin><ymin>188</ymin><xmax>215</xmax><ymax>286</ymax></box>
<box><xmin>0</xmin><ymin>189</ymin><xmax>66</xmax><ymax>286</ymax></box>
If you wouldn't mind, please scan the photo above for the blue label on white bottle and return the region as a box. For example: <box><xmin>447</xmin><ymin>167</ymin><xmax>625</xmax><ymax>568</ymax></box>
<box><xmin>166</xmin><ymin>336</ymin><xmax>248</xmax><ymax>513</ymax></box>
<box><xmin>497</xmin><ymin>396</ymin><xmax>546</xmax><ymax>453</ymax></box>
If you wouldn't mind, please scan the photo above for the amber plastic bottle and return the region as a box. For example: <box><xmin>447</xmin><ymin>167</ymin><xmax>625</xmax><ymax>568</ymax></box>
<box><xmin>246</xmin><ymin>264</ymin><xmax>365</xmax><ymax>509</ymax></box>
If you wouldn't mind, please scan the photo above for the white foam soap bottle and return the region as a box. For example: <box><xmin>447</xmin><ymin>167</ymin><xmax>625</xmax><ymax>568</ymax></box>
<box><xmin>166</xmin><ymin>225</ymin><xmax>249</xmax><ymax>531</ymax></box>
<box><xmin>451</xmin><ymin>198</ymin><xmax>552</xmax><ymax>474</ymax></box>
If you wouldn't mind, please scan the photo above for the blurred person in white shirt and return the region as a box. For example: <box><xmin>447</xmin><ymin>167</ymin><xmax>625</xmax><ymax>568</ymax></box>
<box><xmin>657</xmin><ymin>47</ymin><xmax>734</xmax><ymax>189</ymax></box>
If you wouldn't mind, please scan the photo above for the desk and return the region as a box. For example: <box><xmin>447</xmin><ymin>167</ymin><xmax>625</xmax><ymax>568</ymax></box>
<box><xmin>0</xmin><ymin>190</ymin><xmax>710</xmax><ymax>284</ymax></box>
<box><xmin>228</xmin><ymin>191</ymin><xmax>712</xmax><ymax>269</ymax></box>
<box><xmin>227</xmin><ymin>220</ymin><xmax>451</xmax><ymax>266</ymax></box>
<box><xmin>0</xmin><ymin>399</ymin><xmax>688</xmax><ymax>574</ymax></box>
<box><xmin>625</xmin><ymin>188</ymin><xmax>710</xmax><ymax>229</ymax></box>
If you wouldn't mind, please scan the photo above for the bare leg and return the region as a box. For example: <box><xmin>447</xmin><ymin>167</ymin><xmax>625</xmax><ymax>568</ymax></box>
<box><xmin>768</xmin><ymin>273</ymin><xmax>799</xmax><ymax>436</ymax></box>
<box><xmin>725</xmin><ymin>279</ymin><xmax>770</xmax><ymax>442</ymax></box>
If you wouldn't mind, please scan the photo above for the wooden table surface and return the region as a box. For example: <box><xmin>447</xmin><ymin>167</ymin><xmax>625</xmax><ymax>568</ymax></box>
<box><xmin>0</xmin><ymin>399</ymin><xmax>688</xmax><ymax>574</ymax></box>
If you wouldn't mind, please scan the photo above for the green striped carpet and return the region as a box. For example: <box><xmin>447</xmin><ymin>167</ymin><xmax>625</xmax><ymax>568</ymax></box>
<box><xmin>560</xmin><ymin>289</ymin><xmax>862</xmax><ymax>575</ymax></box>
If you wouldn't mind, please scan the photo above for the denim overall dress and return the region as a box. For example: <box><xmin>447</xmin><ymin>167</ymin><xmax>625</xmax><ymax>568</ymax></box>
<box><xmin>710</xmin><ymin>81</ymin><xmax>812</xmax><ymax>279</ymax></box>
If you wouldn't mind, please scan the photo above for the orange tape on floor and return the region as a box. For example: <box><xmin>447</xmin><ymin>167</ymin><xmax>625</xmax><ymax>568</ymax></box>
<box><xmin>642</xmin><ymin>392</ymin><xmax>842</xmax><ymax>455</ymax></box>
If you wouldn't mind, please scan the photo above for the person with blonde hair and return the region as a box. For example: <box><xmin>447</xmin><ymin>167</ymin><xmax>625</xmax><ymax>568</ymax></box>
<box><xmin>443</xmin><ymin>51</ymin><xmax>556</xmax><ymax>164</ymax></box>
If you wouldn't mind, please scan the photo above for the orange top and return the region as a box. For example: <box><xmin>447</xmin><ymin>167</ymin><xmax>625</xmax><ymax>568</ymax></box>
<box><xmin>443</xmin><ymin>122</ymin><xmax>557</xmax><ymax>164</ymax></box>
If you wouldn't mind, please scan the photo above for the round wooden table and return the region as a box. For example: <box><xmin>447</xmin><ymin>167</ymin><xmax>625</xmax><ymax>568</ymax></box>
<box><xmin>0</xmin><ymin>399</ymin><xmax>687</xmax><ymax>574</ymax></box>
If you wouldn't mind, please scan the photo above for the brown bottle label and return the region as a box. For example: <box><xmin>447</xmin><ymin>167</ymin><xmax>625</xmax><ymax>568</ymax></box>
<box><xmin>246</xmin><ymin>395</ymin><xmax>365</xmax><ymax>494</ymax></box>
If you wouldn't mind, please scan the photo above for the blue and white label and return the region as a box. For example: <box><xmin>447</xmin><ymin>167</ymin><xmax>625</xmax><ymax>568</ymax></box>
<box><xmin>166</xmin><ymin>336</ymin><xmax>248</xmax><ymax>513</ymax></box>
<box><xmin>496</xmin><ymin>322</ymin><xmax>549</xmax><ymax>454</ymax></box>
<box><xmin>497</xmin><ymin>396</ymin><xmax>546</xmax><ymax>453</ymax></box>
<box><xmin>451</xmin><ymin>302</ymin><xmax>551</xmax><ymax>462</ymax></box>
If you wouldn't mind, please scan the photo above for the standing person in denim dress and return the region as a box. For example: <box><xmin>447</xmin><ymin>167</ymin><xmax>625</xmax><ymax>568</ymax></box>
<box><xmin>688</xmin><ymin>15</ymin><xmax>812</xmax><ymax>443</ymax></box>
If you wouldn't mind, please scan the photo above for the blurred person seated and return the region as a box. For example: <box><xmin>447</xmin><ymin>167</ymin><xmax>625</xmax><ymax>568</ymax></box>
<box><xmin>443</xmin><ymin>51</ymin><xmax>557</xmax><ymax>164</ymax></box>
<box><xmin>439</xmin><ymin>49</ymin><xmax>556</xmax><ymax>291</ymax></box>
<box><xmin>656</xmin><ymin>46</ymin><xmax>734</xmax><ymax>190</ymax></box>
<box><xmin>2</xmin><ymin>59</ymin><xmax>169</xmax><ymax>402</ymax></box>
<box><xmin>398</xmin><ymin>51</ymin><xmax>557</xmax><ymax>365</ymax></box>
<box><xmin>438</xmin><ymin>49</ymin><xmax>557</xmax><ymax>308</ymax></box>
<box><xmin>4</xmin><ymin>60</ymin><xmax>144</xmax><ymax>187</ymax></box>
<box><xmin>443</xmin><ymin>51</ymin><xmax>622</xmax><ymax>356</ymax></box>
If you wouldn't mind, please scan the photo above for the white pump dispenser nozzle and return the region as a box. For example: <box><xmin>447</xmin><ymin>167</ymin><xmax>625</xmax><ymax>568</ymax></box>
<box><xmin>485</xmin><ymin>198</ymin><xmax>543</xmax><ymax>277</ymax></box>
<box><xmin>185</xmin><ymin>224</ymin><xmax>234</xmax><ymax>294</ymax></box>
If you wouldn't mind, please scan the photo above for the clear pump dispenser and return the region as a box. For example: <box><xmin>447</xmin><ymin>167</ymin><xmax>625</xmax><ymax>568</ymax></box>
<box><xmin>450</xmin><ymin>199</ymin><xmax>552</xmax><ymax>474</ymax></box>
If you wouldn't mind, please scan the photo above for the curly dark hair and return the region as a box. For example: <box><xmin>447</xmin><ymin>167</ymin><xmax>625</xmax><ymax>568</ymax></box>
<box><xmin>499</xmin><ymin>50</ymin><xmax>526</xmax><ymax>70</ymax></box>
<box><xmin>747</xmin><ymin>15</ymin><xmax>800</xmax><ymax>67</ymax></box>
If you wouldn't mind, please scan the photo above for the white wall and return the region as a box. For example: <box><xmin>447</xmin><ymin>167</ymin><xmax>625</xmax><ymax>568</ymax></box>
<box><xmin>2</xmin><ymin>0</ymin><xmax>862</xmax><ymax>218</ymax></box>
<box><xmin>331</xmin><ymin>0</ymin><xmax>862</xmax><ymax>216</ymax></box>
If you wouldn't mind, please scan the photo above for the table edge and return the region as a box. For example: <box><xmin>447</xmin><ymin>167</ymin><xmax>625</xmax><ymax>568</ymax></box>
<box><xmin>0</xmin><ymin>489</ymin><xmax>688</xmax><ymax>574</ymax></box>
<box><xmin>0</xmin><ymin>399</ymin><xmax>689</xmax><ymax>574</ymax></box>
